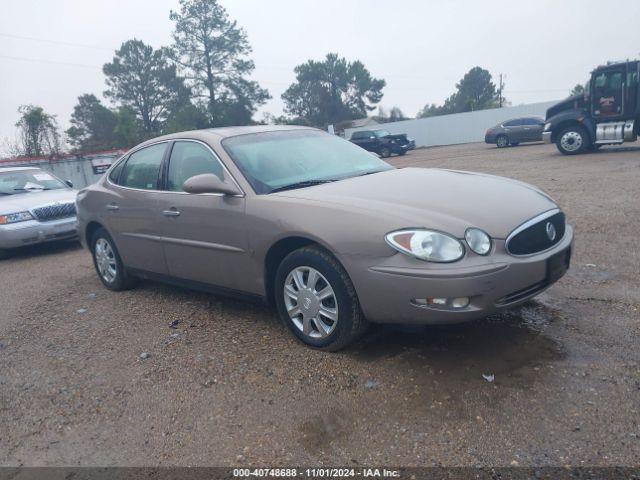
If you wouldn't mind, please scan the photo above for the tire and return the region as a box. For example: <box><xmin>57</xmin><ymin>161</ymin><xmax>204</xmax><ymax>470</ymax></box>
<box><xmin>496</xmin><ymin>135</ymin><xmax>509</xmax><ymax>148</ymax></box>
<box><xmin>379</xmin><ymin>147</ymin><xmax>391</xmax><ymax>158</ymax></box>
<box><xmin>556</xmin><ymin>125</ymin><xmax>589</xmax><ymax>155</ymax></box>
<box><xmin>90</xmin><ymin>227</ymin><xmax>135</xmax><ymax>291</ymax></box>
<box><xmin>275</xmin><ymin>245</ymin><xmax>369</xmax><ymax>351</ymax></box>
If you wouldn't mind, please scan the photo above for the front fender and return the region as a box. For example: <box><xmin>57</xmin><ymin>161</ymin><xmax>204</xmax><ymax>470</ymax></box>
<box><xmin>547</xmin><ymin>110</ymin><xmax>595</xmax><ymax>142</ymax></box>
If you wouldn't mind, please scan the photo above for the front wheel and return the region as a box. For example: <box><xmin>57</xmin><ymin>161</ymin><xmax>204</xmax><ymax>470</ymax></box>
<box><xmin>379</xmin><ymin>147</ymin><xmax>391</xmax><ymax>158</ymax></box>
<box><xmin>91</xmin><ymin>227</ymin><xmax>135</xmax><ymax>291</ymax></box>
<box><xmin>496</xmin><ymin>135</ymin><xmax>509</xmax><ymax>148</ymax></box>
<box><xmin>275</xmin><ymin>246</ymin><xmax>368</xmax><ymax>351</ymax></box>
<box><xmin>556</xmin><ymin>125</ymin><xmax>589</xmax><ymax>155</ymax></box>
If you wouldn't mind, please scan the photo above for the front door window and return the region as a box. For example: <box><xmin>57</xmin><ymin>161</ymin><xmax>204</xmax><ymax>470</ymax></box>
<box><xmin>592</xmin><ymin>71</ymin><xmax>624</xmax><ymax>118</ymax></box>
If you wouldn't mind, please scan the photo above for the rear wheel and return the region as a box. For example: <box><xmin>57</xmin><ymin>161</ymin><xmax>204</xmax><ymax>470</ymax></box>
<box><xmin>91</xmin><ymin>227</ymin><xmax>135</xmax><ymax>291</ymax></box>
<box><xmin>496</xmin><ymin>135</ymin><xmax>509</xmax><ymax>148</ymax></box>
<box><xmin>379</xmin><ymin>146</ymin><xmax>391</xmax><ymax>158</ymax></box>
<box><xmin>556</xmin><ymin>125</ymin><xmax>589</xmax><ymax>155</ymax></box>
<box><xmin>275</xmin><ymin>246</ymin><xmax>368</xmax><ymax>351</ymax></box>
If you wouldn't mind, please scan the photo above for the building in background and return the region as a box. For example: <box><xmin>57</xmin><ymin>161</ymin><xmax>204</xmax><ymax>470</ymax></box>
<box><xmin>344</xmin><ymin>101</ymin><xmax>559</xmax><ymax>147</ymax></box>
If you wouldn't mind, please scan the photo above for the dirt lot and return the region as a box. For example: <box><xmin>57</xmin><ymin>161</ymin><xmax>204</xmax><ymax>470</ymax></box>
<box><xmin>1</xmin><ymin>142</ymin><xmax>639</xmax><ymax>467</ymax></box>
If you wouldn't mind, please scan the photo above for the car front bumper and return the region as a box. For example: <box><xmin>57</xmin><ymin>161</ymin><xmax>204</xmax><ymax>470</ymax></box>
<box><xmin>342</xmin><ymin>225</ymin><xmax>573</xmax><ymax>325</ymax></box>
<box><xmin>542</xmin><ymin>131</ymin><xmax>553</xmax><ymax>144</ymax></box>
<box><xmin>0</xmin><ymin>216</ymin><xmax>78</xmax><ymax>249</ymax></box>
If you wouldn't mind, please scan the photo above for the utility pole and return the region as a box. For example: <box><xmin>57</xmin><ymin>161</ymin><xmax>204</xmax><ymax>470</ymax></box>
<box><xmin>498</xmin><ymin>74</ymin><xmax>505</xmax><ymax>108</ymax></box>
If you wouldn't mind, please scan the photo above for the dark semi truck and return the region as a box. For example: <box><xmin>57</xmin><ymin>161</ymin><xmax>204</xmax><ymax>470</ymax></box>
<box><xmin>543</xmin><ymin>60</ymin><xmax>639</xmax><ymax>155</ymax></box>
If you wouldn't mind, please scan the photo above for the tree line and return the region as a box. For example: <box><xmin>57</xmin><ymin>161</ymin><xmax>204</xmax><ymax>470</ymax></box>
<box><xmin>6</xmin><ymin>0</ymin><xmax>513</xmax><ymax>157</ymax></box>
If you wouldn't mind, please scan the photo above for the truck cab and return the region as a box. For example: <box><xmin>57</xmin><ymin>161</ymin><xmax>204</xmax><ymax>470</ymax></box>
<box><xmin>543</xmin><ymin>60</ymin><xmax>639</xmax><ymax>155</ymax></box>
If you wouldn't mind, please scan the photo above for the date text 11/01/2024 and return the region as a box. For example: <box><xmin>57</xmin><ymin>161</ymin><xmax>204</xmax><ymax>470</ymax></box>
<box><xmin>233</xmin><ymin>468</ymin><xmax>401</xmax><ymax>478</ymax></box>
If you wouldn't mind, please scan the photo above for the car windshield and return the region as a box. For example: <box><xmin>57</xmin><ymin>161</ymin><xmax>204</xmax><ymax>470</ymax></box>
<box><xmin>222</xmin><ymin>130</ymin><xmax>393</xmax><ymax>194</ymax></box>
<box><xmin>373</xmin><ymin>130</ymin><xmax>391</xmax><ymax>137</ymax></box>
<box><xmin>0</xmin><ymin>170</ymin><xmax>67</xmax><ymax>195</ymax></box>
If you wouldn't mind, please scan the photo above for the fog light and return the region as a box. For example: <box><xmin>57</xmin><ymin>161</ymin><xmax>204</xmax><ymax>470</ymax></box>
<box><xmin>412</xmin><ymin>297</ymin><xmax>470</xmax><ymax>309</ymax></box>
<box><xmin>427</xmin><ymin>298</ymin><xmax>448</xmax><ymax>306</ymax></box>
<box><xmin>451</xmin><ymin>297</ymin><xmax>470</xmax><ymax>309</ymax></box>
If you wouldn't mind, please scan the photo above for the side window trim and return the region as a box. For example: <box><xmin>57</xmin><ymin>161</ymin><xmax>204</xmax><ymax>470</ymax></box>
<box><xmin>108</xmin><ymin>155</ymin><xmax>128</xmax><ymax>185</ymax></box>
<box><xmin>162</xmin><ymin>138</ymin><xmax>245</xmax><ymax>196</ymax></box>
<box><xmin>107</xmin><ymin>141</ymin><xmax>169</xmax><ymax>192</ymax></box>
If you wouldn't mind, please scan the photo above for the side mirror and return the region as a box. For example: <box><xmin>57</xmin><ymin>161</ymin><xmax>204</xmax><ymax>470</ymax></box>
<box><xmin>65</xmin><ymin>180</ymin><xmax>74</xmax><ymax>188</ymax></box>
<box><xmin>182</xmin><ymin>174</ymin><xmax>243</xmax><ymax>196</ymax></box>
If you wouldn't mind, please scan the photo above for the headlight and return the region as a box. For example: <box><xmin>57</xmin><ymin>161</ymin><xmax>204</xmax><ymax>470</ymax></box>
<box><xmin>465</xmin><ymin>228</ymin><xmax>492</xmax><ymax>255</ymax></box>
<box><xmin>385</xmin><ymin>229</ymin><xmax>465</xmax><ymax>262</ymax></box>
<box><xmin>544</xmin><ymin>123</ymin><xmax>552</xmax><ymax>131</ymax></box>
<box><xmin>0</xmin><ymin>211</ymin><xmax>34</xmax><ymax>225</ymax></box>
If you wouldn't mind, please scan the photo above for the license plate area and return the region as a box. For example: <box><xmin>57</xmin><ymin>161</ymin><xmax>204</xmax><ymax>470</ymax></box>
<box><xmin>547</xmin><ymin>247</ymin><xmax>571</xmax><ymax>283</ymax></box>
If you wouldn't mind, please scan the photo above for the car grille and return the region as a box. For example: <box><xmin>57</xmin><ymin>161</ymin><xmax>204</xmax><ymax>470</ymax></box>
<box><xmin>506</xmin><ymin>210</ymin><xmax>565</xmax><ymax>255</ymax></box>
<box><xmin>32</xmin><ymin>203</ymin><xmax>76</xmax><ymax>222</ymax></box>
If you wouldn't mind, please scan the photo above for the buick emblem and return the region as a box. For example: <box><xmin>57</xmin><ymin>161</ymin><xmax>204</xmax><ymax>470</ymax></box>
<box><xmin>303</xmin><ymin>297</ymin><xmax>312</xmax><ymax>310</ymax></box>
<box><xmin>545</xmin><ymin>222</ymin><xmax>557</xmax><ymax>241</ymax></box>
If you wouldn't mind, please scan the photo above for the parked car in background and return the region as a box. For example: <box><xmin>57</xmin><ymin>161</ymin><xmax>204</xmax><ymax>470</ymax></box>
<box><xmin>485</xmin><ymin>117</ymin><xmax>545</xmax><ymax>148</ymax></box>
<box><xmin>77</xmin><ymin>126</ymin><xmax>572</xmax><ymax>351</ymax></box>
<box><xmin>349</xmin><ymin>129</ymin><xmax>415</xmax><ymax>157</ymax></box>
<box><xmin>0</xmin><ymin>167</ymin><xmax>78</xmax><ymax>258</ymax></box>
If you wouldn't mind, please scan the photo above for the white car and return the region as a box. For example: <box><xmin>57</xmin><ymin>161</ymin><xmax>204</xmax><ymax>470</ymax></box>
<box><xmin>0</xmin><ymin>166</ymin><xmax>78</xmax><ymax>258</ymax></box>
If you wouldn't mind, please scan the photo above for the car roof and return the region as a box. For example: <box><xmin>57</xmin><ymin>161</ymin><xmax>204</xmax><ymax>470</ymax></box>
<box><xmin>135</xmin><ymin>125</ymin><xmax>318</xmax><ymax>149</ymax></box>
<box><xmin>0</xmin><ymin>166</ymin><xmax>40</xmax><ymax>173</ymax></box>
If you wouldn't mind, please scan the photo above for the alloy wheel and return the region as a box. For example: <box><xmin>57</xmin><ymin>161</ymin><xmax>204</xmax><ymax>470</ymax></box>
<box><xmin>95</xmin><ymin>238</ymin><xmax>117</xmax><ymax>283</ymax></box>
<box><xmin>283</xmin><ymin>266</ymin><xmax>338</xmax><ymax>339</ymax></box>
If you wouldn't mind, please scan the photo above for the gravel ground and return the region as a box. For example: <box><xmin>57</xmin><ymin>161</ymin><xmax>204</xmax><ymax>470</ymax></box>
<box><xmin>1</xmin><ymin>142</ymin><xmax>639</xmax><ymax>467</ymax></box>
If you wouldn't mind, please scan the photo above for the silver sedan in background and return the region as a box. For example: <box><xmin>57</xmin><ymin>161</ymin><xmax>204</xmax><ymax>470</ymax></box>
<box><xmin>0</xmin><ymin>166</ymin><xmax>78</xmax><ymax>258</ymax></box>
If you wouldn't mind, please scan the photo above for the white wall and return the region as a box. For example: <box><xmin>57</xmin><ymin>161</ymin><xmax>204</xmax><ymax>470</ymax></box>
<box><xmin>345</xmin><ymin>101</ymin><xmax>559</xmax><ymax>147</ymax></box>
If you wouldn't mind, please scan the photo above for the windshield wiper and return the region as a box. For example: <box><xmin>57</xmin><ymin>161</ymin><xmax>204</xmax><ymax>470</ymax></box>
<box><xmin>13</xmin><ymin>187</ymin><xmax>50</xmax><ymax>192</ymax></box>
<box><xmin>269</xmin><ymin>179</ymin><xmax>336</xmax><ymax>193</ymax></box>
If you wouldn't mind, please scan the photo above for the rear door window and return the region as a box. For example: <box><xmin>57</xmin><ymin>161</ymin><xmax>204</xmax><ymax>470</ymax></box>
<box><xmin>120</xmin><ymin>143</ymin><xmax>166</xmax><ymax>190</ymax></box>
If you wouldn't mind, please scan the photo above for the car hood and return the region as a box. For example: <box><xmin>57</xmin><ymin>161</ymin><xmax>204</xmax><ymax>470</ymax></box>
<box><xmin>0</xmin><ymin>189</ymin><xmax>77</xmax><ymax>215</ymax></box>
<box><xmin>274</xmin><ymin>168</ymin><xmax>558</xmax><ymax>238</ymax></box>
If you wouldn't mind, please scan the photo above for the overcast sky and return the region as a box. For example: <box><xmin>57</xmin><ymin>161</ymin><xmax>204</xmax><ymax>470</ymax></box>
<box><xmin>1</xmin><ymin>0</ymin><xmax>639</xmax><ymax>149</ymax></box>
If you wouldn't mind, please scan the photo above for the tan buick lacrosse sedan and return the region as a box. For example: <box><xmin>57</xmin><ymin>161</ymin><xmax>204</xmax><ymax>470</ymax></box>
<box><xmin>77</xmin><ymin>126</ymin><xmax>573</xmax><ymax>350</ymax></box>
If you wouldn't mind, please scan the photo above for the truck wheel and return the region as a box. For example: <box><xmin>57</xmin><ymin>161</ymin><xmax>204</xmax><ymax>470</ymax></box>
<box><xmin>379</xmin><ymin>147</ymin><xmax>391</xmax><ymax>158</ymax></box>
<box><xmin>496</xmin><ymin>135</ymin><xmax>509</xmax><ymax>148</ymax></box>
<box><xmin>556</xmin><ymin>126</ymin><xmax>589</xmax><ymax>155</ymax></box>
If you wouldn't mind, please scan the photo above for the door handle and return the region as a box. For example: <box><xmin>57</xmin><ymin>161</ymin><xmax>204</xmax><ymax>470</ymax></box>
<box><xmin>106</xmin><ymin>203</ymin><xmax>119</xmax><ymax>211</ymax></box>
<box><xmin>162</xmin><ymin>209</ymin><xmax>181</xmax><ymax>217</ymax></box>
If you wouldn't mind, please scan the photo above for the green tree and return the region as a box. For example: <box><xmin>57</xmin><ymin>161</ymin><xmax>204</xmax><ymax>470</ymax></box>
<box><xmin>163</xmin><ymin>102</ymin><xmax>209</xmax><ymax>134</ymax></box>
<box><xmin>282</xmin><ymin>53</ymin><xmax>385</xmax><ymax>128</ymax></box>
<box><xmin>169</xmin><ymin>0</ymin><xmax>270</xmax><ymax>126</ymax></box>
<box><xmin>66</xmin><ymin>94</ymin><xmax>118</xmax><ymax>152</ymax></box>
<box><xmin>15</xmin><ymin>105</ymin><xmax>61</xmax><ymax>157</ymax></box>
<box><xmin>418</xmin><ymin>67</ymin><xmax>500</xmax><ymax>118</ymax></box>
<box><xmin>374</xmin><ymin>106</ymin><xmax>407</xmax><ymax>123</ymax></box>
<box><xmin>113</xmin><ymin>107</ymin><xmax>143</xmax><ymax>148</ymax></box>
<box><xmin>571</xmin><ymin>84</ymin><xmax>585</xmax><ymax>96</ymax></box>
<box><xmin>453</xmin><ymin>67</ymin><xmax>499</xmax><ymax>111</ymax></box>
<box><xmin>103</xmin><ymin>39</ymin><xmax>189</xmax><ymax>135</ymax></box>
